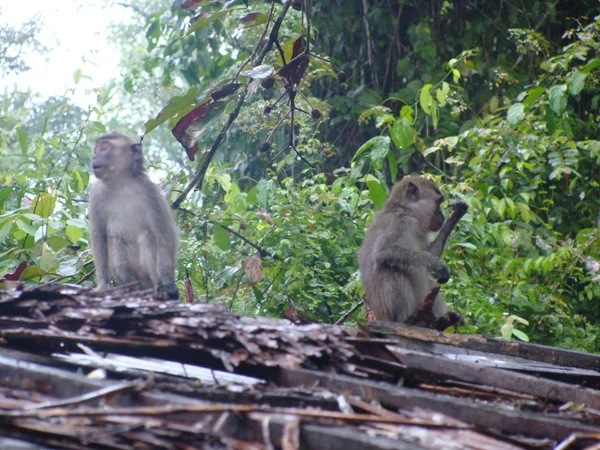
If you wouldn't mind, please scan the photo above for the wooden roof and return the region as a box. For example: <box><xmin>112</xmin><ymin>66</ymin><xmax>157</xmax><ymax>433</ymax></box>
<box><xmin>0</xmin><ymin>283</ymin><xmax>599</xmax><ymax>449</ymax></box>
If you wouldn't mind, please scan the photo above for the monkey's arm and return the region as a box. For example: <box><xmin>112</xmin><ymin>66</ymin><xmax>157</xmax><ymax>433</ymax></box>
<box><xmin>376</xmin><ymin>245</ymin><xmax>450</xmax><ymax>283</ymax></box>
<box><xmin>89</xmin><ymin>214</ymin><xmax>111</xmax><ymax>290</ymax></box>
<box><xmin>428</xmin><ymin>201</ymin><xmax>468</xmax><ymax>258</ymax></box>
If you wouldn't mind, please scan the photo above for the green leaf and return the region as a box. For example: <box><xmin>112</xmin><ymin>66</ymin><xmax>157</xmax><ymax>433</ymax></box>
<box><xmin>30</xmin><ymin>193</ymin><xmax>56</xmax><ymax>219</ymax></box>
<box><xmin>186</xmin><ymin>9</ymin><xmax>234</xmax><ymax>35</ymax></box>
<box><xmin>456</xmin><ymin>242</ymin><xmax>477</xmax><ymax>250</ymax></box>
<box><xmin>252</xmin><ymin>285</ymin><xmax>264</xmax><ymax>302</ymax></box>
<box><xmin>387</xmin><ymin>151</ymin><xmax>398</xmax><ymax>183</ymax></box>
<box><xmin>66</xmin><ymin>225</ymin><xmax>84</xmax><ymax>243</ymax></box>
<box><xmin>366</xmin><ymin>178</ymin><xmax>387</xmax><ymax>208</ymax></box>
<box><xmin>239</xmin><ymin>12</ymin><xmax>268</xmax><ymax>28</ymax></box>
<box><xmin>500</xmin><ymin>322</ymin><xmax>513</xmax><ymax>340</ymax></box>
<box><xmin>507</xmin><ymin>103</ymin><xmax>525</xmax><ymax>125</ymax></box>
<box><xmin>523</xmin><ymin>87</ymin><xmax>545</xmax><ymax>107</ymax></box>
<box><xmin>568</xmin><ymin>72</ymin><xmax>586</xmax><ymax>96</ymax></box>
<box><xmin>548</xmin><ymin>84</ymin><xmax>567</xmax><ymax>115</ymax></box>
<box><xmin>436</xmin><ymin>82</ymin><xmax>450</xmax><ymax>105</ymax></box>
<box><xmin>419</xmin><ymin>84</ymin><xmax>433</xmax><ymax>114</ymax></box>
<box><xmin>19</xmin><ymin>267</ymin><xmax>51</xmax><ymax>281</ymax></box>
<box><xmin>73</xmin><ymin>68</ymin><xmax>82</xmax><ymax>84</ymax></box>
<box><xmin>15</xmin><ymin>220</ymin><xmax>36</xmax><ymax>236</ymax></box>
<box><xmin>255</xmin><ymin>179</ymin><xmax>274</xmax><ymax>209</ymax></box>
<box><xmin>144</xmin><ymin>87</ymin><xmax>199</xmax><ymax>133</ymax></box>
<box><xmin>390</xmin><ymin>118</ymin><xmax>414</xmax><ymax>150</ymax></box>
<box><xmin>369</xmin><ymin>136</ymin><xmax>391</xmax><ymax>168</ymax></box>
<box><xmin>582</xmin><ymin>59</ymin><xmax>600</xmax><ymax>74</ymax></box>
<box><xmin>511</xmin><ymin>329</ymin><xmax>529</xmax><ymax>342</ymax></box>
<box><xmin>66</xmin><ymin>218</ymin><xmax>87</xmax><ymax>228</ymax></box>
<box><xmin>0</xmin><ymin>221</ymin><xmax>12</xmax><ymax>243</ymax></box>
<box><xmin>240</xmin><ymin>64</ymin><xmax>274</xmax><ymax>80</ymax></box>
<box><xmin>214</xmin><ymin>225</ymin><xmax>231</xmax><ymax>251</ymax></box>
<box><xmin>17</xmin><ymin>127</ymin><xmax>28</xmax><ymax>154</ymax></box>
<box><xmin>353</xmin><ymin>136</ymin><xmax>390</xmax><ymax>165</ymax></box>
<box><xmin>451</xmin><ymin>68</ymin><xmax>460</xmax><ymax>83</ymax></box>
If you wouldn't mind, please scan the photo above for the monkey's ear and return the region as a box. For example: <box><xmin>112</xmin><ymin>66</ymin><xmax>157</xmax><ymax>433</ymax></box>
<box><xmin>130</xmin><ymin>143</ymin><xmax>144</xmax><ymax>175</ymax></box>
<box><xmin>406</xmin><ymin>181</ymin><xmax>420</xmax><ymax>201</ymax></box>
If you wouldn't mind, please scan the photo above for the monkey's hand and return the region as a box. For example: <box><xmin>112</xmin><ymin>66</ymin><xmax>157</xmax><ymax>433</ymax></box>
<box><xmin>449</xmin><ymin>201</ymin><xmax>468</xmax><ymax>221</ymax></box>
<box><xmin>157</xmin><ymin>281</ymin><xmax>180</xmax><ymax>301</ymax></box>
<box><xmin>433</xmin><ymin>262</ymin><xmax>450</xmax><ymax>284</ymax></box>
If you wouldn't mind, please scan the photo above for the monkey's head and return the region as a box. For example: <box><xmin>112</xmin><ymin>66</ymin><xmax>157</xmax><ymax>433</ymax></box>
<box><xmin>92</xmin><ymin>132</ymin><xmax>144</xmax><ymax>182</ymax></box>
<box><xmin>386</xmin><ymin>176</ymin><xmax>445</xmax><ymax>232</ymax></box>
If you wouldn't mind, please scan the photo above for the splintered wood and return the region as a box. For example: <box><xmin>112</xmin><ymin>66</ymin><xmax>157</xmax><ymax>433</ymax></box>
<box><xmin>0</xmin><ymin>284</ymin><xmax>599</xmax><ymax>449</ymax></box>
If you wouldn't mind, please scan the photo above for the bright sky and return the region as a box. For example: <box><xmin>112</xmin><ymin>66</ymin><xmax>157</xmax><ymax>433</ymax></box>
<box><xmin>1</xmin><ymin>0</ymin><xmax>130</xmax><ymax>103</ymax></box>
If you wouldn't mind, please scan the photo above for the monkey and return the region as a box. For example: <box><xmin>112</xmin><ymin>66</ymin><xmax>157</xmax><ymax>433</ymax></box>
<box><xmin>359</xmin><ymin>176</ymin><xmax>468</xmax><ymax>328</ymax></box>
<box><xmin>88</xmin><ymin>132</ymin><xmax>180</xmax><ymax>300</ymax></box>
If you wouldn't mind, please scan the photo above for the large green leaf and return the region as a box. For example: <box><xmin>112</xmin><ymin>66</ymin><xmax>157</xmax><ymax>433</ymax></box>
<box><xmin>507</xmin><ymin>103</ymin><xmax>525</xmax><ymax>125</ymax></box>
<box><xmin>548</xmin><ymin>85</ymin><xmax>567</xmax><ymax>115</ymax></box>
<box><xmin>390</xmin><ymin>118</ymin><xmax>414</xmax><ymax>149</ymax></box>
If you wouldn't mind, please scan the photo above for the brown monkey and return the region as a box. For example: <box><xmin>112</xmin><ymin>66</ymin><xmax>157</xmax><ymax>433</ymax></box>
<box><xmin>359</xmin><ymin>176</ymin><xmax>467</xmax><ymax>327</ymax></box>
<box><xmin>88</xmin><ymin>132</ymin><xmax>179</xmax><ymax>300</ymax></box>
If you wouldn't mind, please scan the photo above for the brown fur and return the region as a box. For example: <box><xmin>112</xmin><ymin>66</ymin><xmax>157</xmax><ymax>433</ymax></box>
<box><xmin>88</xmin><ymin>132</ymin><xmax>179</xmax><ymax>300</ymax></box>
<box><xmin>359</xmin><ymin>176</ymin><xmax>466</xmax><ymax>323</ymax></box>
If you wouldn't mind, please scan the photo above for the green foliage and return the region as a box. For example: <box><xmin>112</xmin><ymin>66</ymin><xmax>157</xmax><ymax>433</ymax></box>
<box><xmin>4</xmin><ymin>1</ymin><xmax>600</xmax><ymax>352</ymax></box>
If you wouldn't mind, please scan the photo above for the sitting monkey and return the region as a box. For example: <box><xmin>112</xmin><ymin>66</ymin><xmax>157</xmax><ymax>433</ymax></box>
<box><xmin>88</xmin><ymin>132</ymin><xmax>179</xmax><ymax>300</ymax></box>
<box><xmin>359</xmin><ymin>176</ymin><xmax>467</xmax><ymax>329</ymax></box>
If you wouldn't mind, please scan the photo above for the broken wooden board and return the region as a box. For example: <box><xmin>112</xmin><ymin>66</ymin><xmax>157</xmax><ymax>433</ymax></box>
<box><xmin>0</xmin><ymin>283</ymin><xmax>598</xmax><ymax>449</ymax></box>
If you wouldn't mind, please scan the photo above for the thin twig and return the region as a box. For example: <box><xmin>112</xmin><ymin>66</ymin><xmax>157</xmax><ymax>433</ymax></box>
<box><xmin>171</xmin><ymin>2</ymin><xmax>292</xmax><ymax>210</ymax></box>
<box><xmin>334</xmin><ymin>301</ymin><xmax>363</xmax><ymax>325</ymax></box>
<box><xmin>24</xmin><ymin>382</ymin><xmax>143</xmax><ymax>411</ymax></box>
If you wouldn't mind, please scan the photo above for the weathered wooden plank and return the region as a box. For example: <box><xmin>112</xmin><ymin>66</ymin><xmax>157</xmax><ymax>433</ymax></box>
<box><xmin>386</xmin><ymin>346</ymin><xmax>600</xmax><ymax>408</ymax></box>
<box><xmin>369</xmin><ymin>321</ymin><xmax>600</xmax><ymax>371</ymax></box>
<box><xmin>276</xmin><ymin>367</ymin><xmax>600</xmax><ymax>442</ymax></box>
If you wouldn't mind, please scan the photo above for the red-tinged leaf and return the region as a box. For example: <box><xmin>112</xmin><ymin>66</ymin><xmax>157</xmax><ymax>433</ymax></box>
<box><xmin>284</xmin><ymin>299</ymin><xmax>314</xmax><ymax>324</ymax></box>
<box><xmin>184</xmin><ymin>278</ymin><xmax>194</xmax><ymax>303</ymax></box>
<box><xmin>284</xmin><ymin>299</ymin><xmax>299</xmax><ymax>321</ymax></box>
<box><xmin>363</xmin><ymin>295</ymin><xmax>375</xmax><ymax>322</ymax></box>
<box><xmin>171</xmin><ymin>101</ymin><xmax>216</xmax><ymax>161</ymax></box>
<box><xmin>187</xmin><ymin>9</ymin><xmax>233</xmax><ymax>35</ymax></box>
<box><xmin>144</xmin><ymin>87</ymin><xmax>199</xmax><ymax>134</ymax></box>
<box><xmin>243</xmin><ymin>255</ymin><xmax>262</xmax><ymax>284</ymax></box>
<box><xmin>276</xmin><ymin>37</ymin><xmax>309</xmax><ymax>85</ymax></box>
<box><xmin>180</xmin><ymin>0</ymin><xmax>201</xmax><ymax>9</ymax></box>
<box><xmin>1</xmin><ymin>261</ymin><xmax>28</xmax><ymax>282</ymax></box>
<box><xmin>256</xmin><ymin>205</ymin><xmax>274</xmax><ymax>225</ymax></box>
<box><xmin>239</xmin><ymin>12</ymin><xmax>268</xmax><ymax>28</ymax></box>
<box><xmin>211</xmin><ymin>83</ymin><xmax>241</xmax><ymax>101</ymax></box>
<box><xmin>291</xmin><ymin>36</ymin><xmax>305</xmax><ymax>59</ymax></box>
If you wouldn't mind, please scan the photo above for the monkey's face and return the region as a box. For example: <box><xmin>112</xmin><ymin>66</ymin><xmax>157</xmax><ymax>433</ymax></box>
<box><xmin>92</xmin><ymin>134</ymin><xmax>135</xmax><ymax>181</ymax></box>
<box><xmin>406</xmin><ymin>181</ymin><xmax>445</xmax><ymax>232</ymax></box>
<box><xmin>92</xmin><ymin>140</ymin><xmax>114</xmax><ymax>180</ymax></box>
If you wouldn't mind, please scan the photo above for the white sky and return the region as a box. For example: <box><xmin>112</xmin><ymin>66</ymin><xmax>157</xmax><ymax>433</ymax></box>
<box><xmin>0</xmin><ymin>0</ymin><xmax>129</xmax><ymax>103</ymax></box>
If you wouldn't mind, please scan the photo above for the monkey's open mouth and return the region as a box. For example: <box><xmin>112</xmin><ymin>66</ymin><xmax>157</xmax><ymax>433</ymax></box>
<box><xmin>92</xmin><ymin>165</ymin><xmax>107</xmax><ymax>177</ymax></box>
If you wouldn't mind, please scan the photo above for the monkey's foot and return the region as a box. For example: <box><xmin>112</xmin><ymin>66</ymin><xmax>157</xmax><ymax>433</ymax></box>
<box><xmin>406</xmin><ymin>287</ymin><xmax>440</xmax><ymax>327</ymax></box>
<box><xmin>157</xmin><ymin>282</ymin><xmax>180</xmax><ymax>301</ymax></box>
<box><xmin>435</xmin><ymin>310</ymin><xmax>464</xmax><ymax>331</ymax></box>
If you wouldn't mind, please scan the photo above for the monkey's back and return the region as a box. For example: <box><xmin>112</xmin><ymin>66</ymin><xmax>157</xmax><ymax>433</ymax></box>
<box><xmin>359</xmin><ymin>210</ymin><xmax>431</xmax><ymax>322</ymax></box>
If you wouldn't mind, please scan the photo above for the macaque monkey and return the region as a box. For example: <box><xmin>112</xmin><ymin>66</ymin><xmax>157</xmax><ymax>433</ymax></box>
<box><xmin>88</xmin><ymin>132</ymin><xmax>179</xmax><ymax>300</ymax></box>
<box><xmin>359</xmin><ymin>176</ymin><xmax>467</xmax><ymax>329</ymax></box>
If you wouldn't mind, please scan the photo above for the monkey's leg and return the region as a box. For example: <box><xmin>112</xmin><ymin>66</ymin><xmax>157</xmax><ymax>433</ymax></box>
<box><xmin>429</xmin><ymin>201</ymin><xmax>468</xmax><ymax>257</ymax></box>
<box><xmin>406</xmin><ymin>286</ymin><xmax>440</xmax><ymax>327</ymax></box>
<box><xmin>137</xmin><ymin>232</ymin><xmax>178</xmax><ymax>300</ymax></box>
<box><xmin>90</xmin><ymin>226</ymin><xmax>111</xmax><ymax>290</ymax></box>
<box><xmin>110</xmin><ymin>238</ymin><xmax>143</xmax><ymax>288</ymax></box>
